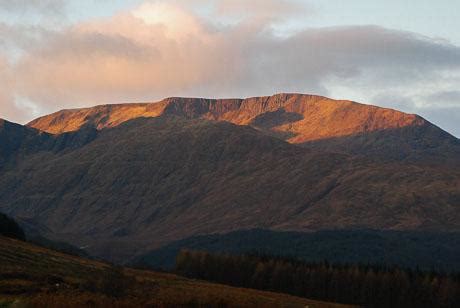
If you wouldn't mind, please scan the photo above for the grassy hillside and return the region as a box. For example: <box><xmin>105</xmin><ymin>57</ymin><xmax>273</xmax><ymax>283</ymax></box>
<box><xmin>0</xmin><ymin>236</ymin><xmax>351</xmax><ymax>307</ymax></box>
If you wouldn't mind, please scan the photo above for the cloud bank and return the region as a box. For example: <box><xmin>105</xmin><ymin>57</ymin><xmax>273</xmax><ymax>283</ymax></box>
<box><xmin>0</xmin><ymin>0</ymin><xmax>459</xmax><ymax>136</ymax></box>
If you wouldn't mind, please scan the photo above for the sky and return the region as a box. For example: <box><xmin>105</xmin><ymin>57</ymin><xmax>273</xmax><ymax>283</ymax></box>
<box><xmin>0</xmin><ymin>0</ymin><xmax>459</xmax><ymax>137</ymax></box>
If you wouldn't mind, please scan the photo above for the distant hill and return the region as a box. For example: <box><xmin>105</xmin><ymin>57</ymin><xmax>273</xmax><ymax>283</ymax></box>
<box><xmin>0</xmin><ymin>93</ymin><xmax>459</xmax><ymax>264</ymax></box>
<box><xmin>0</xmin><ymin>236</ymin><xmax>349</xmax><ymax>307</ymax></box>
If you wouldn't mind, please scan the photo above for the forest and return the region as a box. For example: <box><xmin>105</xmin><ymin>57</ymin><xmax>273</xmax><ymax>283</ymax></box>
<box><xmin>175</xmin><ymin>250</ymin><xmax>460</xmax><ymax>308</ymax></box>
<box><xmin>138</xmin><ymin>229</ymin><xmax>460</xmax><ymax>271</ymax></box>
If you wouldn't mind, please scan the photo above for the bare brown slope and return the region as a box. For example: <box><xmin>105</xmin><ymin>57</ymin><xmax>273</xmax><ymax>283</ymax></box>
<box><xmin>28</xmin><ymin>93</ymin><xmax>425</xmax><ymax>143</ymax></box>
<box><xmin>27</xmin><ymin>102</ymin><xmax>169</xmax><ymax>134</ymax></box>
<box><xmin>2</xmin><ymin>117</ymin><xmax>459</xmax><ymax>262</ymax></box>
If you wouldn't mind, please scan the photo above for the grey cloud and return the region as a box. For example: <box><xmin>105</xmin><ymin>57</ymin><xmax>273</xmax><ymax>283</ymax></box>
<box><xmin>419</xmin><ymin>91</ymin><xmax>460</xmax><ymax>137</ymax></box>
<box><xmin>371</xmin><ymin>93</ymin><xmax>416</xmax><ymax>112</ymax></box>
<box><xmin>0</xmin><ymin>0</ymin><xmax>65</xmax><ymax>14</ymax></box>
<box><xmin>0</xmin><ymin>56</ymin><xmax>25</xmax><ymax>122</ymax></box>
<box><xmin>0</xmin><ymin>23</ymin><xmax>53</xmax><ymax>52</ymax></box>
<box><xmin>425</xmin><ymin>91</ymin><xmax>460</xmax><ymax>107</ymax></box>
<box><xmin>418</xmin><ymin>107</ymin><xmax>460</xmax><ymax>138</ymax></box>
<box><xmin>286</xmin><ymin>26</ymin><xmax>460</xmax><ymax>79</ymax></box>
<box><xmin>34</xmin><ymin>31</ymin><xmax>157</xmax><ymax>59</ymax></box>
<box><xmin>371</xmin><ymin>91</ymin><xmax>460</xmax><ymax>138</ymax></box>
<box><xmin>224</xmin><ymin>26</ymin><xmax>460</xmax><ymax>100</ymax></box>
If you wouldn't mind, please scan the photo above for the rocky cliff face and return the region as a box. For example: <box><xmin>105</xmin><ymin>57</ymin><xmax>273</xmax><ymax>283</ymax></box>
<box><xmin>27</xmin><ymin>93</ymin><xmax>425</xmax><ymax>141</ymax></box>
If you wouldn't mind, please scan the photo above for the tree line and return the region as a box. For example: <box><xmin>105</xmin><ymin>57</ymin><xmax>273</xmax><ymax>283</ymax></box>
<box><xmin>175</xmin><ymin>250</ymin><xmax>460</xmax><ymax>307</ymax></box>
<box><xmin>0</xmin><ymin>213</ymin><xmax>25</xmax><ymax>240</ymax></box>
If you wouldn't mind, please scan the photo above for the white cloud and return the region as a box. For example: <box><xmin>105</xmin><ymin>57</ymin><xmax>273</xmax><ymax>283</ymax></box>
<box><xmin>131</xmin><ymin>2</ymin><xmax>206</xmax><ymax>39</ymax></box>
<box><xmin>0</xmin><ymin>0</ymin><xmax>459</xmax><ymax>137</ymax></box>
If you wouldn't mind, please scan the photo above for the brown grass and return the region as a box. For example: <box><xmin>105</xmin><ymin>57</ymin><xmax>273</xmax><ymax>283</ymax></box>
<box><xmin>0</xmin><ymin>237</ymin><xmax>352</xmax><ymax>307</ymax></box>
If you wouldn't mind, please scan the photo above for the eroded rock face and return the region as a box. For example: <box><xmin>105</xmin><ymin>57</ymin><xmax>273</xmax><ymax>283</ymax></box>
<box><xmin>28</xmin><ymin>93</ymin><xmax>425</xmax><ymax>142</ymax></box>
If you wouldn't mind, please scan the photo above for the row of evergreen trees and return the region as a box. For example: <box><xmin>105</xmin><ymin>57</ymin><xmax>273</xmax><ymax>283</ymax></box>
<box><xmin>0</xmin><ymin>213</ymin><xmax>25</xmax><ymax>240</ymax></box>
<box><xmin>175</xmin><ymin>250</ymin><xmax>460</xmax><ymax>307</ymax></box>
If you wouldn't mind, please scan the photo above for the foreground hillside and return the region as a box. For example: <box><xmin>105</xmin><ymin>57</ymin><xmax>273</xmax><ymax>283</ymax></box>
<box><xmin>0</xmin><ymin>236</ymin><xmax>348</xmax><ymax>308</ymax></box>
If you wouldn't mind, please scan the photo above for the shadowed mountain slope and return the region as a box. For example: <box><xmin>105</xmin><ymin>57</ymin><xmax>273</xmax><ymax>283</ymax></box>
<box><xmin>0</xmin><ymin>118</ymin><xmax>98</xmax><ymax>171</ymax></box>
<box><xmin>1</xmin><ymin>114</ymin><xmax>459</xmax><ymax>262</ymax></box>
<box><xmin>0</xmin><ymin>119</ymin><xmax>45</xmax><ymax>168</ymax></box>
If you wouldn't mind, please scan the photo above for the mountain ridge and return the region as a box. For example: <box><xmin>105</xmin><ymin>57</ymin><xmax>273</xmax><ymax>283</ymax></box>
<box><xmin>26</xmin><ymin>93</ymin><xmax>460</xmax><ymax>164</ymax></box>
<box><xmin>27</xmin><ymin>93</ymin><xmax>436</xmax><ymax>142</ymax></box>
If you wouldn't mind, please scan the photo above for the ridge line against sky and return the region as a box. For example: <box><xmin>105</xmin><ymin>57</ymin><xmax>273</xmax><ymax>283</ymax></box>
<box><xmin>0</xmin><ymin>0</ymin><xmax>459</xmax><ymax>137</ymax></box>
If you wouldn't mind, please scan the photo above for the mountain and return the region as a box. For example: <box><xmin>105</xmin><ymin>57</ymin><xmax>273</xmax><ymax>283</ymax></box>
<box><xmin>0</xmin><ymin>236</ymin><xmax>348</xmax><ymax>307</ymax></box>
<box><xmin>1</xmin><ymin>93</ymin><xmax>459</xmax><ymax>263</ymax></box>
